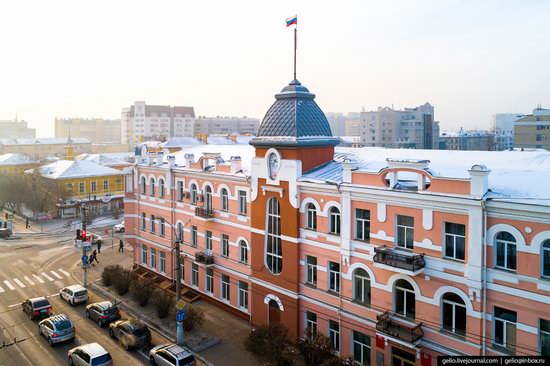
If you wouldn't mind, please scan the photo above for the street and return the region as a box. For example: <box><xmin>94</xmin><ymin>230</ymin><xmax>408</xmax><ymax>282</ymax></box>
<box><xmin>0</xmin><ymin>221</ymin><xmax>170</xmax><ymax>366</ymax></box>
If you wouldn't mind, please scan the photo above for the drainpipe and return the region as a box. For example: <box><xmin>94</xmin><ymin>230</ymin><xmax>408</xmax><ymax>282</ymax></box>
<box><xmin>481</xmin><ymin>200</ymin><xmax>487</xmax><ymax>356</ymax></box>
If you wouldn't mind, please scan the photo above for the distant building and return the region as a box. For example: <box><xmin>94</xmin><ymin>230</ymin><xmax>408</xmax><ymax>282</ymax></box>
<box><xmin>492</xmin><ymin>113</ymin><xmax>525</xmax><ymax>134</ymax></box>
<box><xmin>325</xmin><ymin>112</ymin><xmax>361</xmax><ymax>136</ymax></box>
<box><xmin>0</xmin><ymin>153</ymin><xmax>36</xmax><ymax>178</ymax></box>
<box><xmin>193</xmin><ymin>116</ymin><xmax>260</xmax><ymax>136</ymax></box>
<box><xmin>357</xmin><ymin>103</ymin><xmax>439</xmax><ymax>149</ymax></box>
<box><xmin>514</xmin><ymin>107</ymin><xmax>550</xmax><ymax>150</ymax></box>
<box><xmin>0</xmin><ymin>137</ymin><xmax>92</xmax><ymax>159</ymax></box>
<box><xmin>440</xmin><ymin>129</ymin><xmax>494</xmax><ymax>151</ymax></box>
<box><xmin>55</xmin><ymin>118</ymin><xmax>122</xmax><ymax>143</ymax></box>
<box><xmin>0</xmin><ymin>118</ymin><xmax>36</xmax><ymax>139</ymax></box>
<box><xmin>122</xmin><ymin>101</ymin><xmax>196</xmax><ymax>148</ymax></box>
<box><xmin>75</xmin><ymin>152</ymin><xmax>134</xmax><ymax>171</ymax></box>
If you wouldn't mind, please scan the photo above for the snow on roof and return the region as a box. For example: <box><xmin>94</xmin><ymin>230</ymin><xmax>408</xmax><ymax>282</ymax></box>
<box><xmin>162</xmin><ymin>137</ymin><xmax>203</xmax><ymax>148</ymax></box>
<box><xmin>170</xmin><ymin>144</ymin><xmax>255</xmax><ymax>175</ymax></box>
<box><xmin>0</xmin><ymin>153</ymin><xmax>34</xmax><ymax>165</ymax></box>
<box><xmin>0</xmin><ymin>137</ymin><xmax>91</xmax><ymax>145</ymax></box>
<box><xmin>39</xmin><ymin>160</ymin><xmax>123</xmax><ymax>179</ymax></box>
<box><xmin>75</xmin><ymin>153</ymin><xmax>133</xmax><ymax>166</ymax></box>
<box><xmin>206</xmin><ymin>136</ymin><xmax>236</xmax><ymax>145</ymax></box>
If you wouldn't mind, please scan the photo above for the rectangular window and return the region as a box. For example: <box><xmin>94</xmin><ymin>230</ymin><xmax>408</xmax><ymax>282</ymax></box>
<box><xmin>141</xmin><ymin>212</ymin><xmax>146</xmax><ymax>230</ymax></box>
<box><xmin>150</xmin><ymin>214</ymin><xmax>155</xmax><ymax>233</ymax></box>
<box><xmin>444</xmin><ymin>222</ymin><xmax>466</xmax><ymax>260</ymax></box>
<box><xmin>353</xmin><ymin>331</ymin><xmax>371</xmax><ymax>366</ymax></box>
<box><xmin>205</xmin><ymin>231</ymin><xmax>212</xmax><ymax>255</ymax></box>
<box><xmin>222</xmin><ymin>234</ymin><xmax>229</xmax><ymax>257</ymax></box>
<box><xmin>150</xmin><ymin>248</ymin><xmax>156</xmax><ymax>269</ymax></box>
<box><xmin>191</xmin><ymin>226</ymin><xmax>198</xmax><ymax>247</ymax></box>
<box><xmin>238</xmin><ymin>282</ymin><xmax>248</xmax><ymax>310</ymax></box>
<box><xmin>494</xmin><ymin>307</ymin><xmax>517</xmax><ymax>352</ymax></box>
<box><xmin>306</xmin><ymin>311</ymin><xmax>317</xmax><ymax>335</ymax></box>
<box><xmin>159</xmin><ymin>252</ymin><xmax>166</xmax><ymax>273</ymax></box>
<box><xmin>160</xmin><ymin>218</ymin><xmax>165</xmax><ymax>236</ymax></box>
<box><xmin>103</xmin><ymin>180</ymin><xmax>108</xmax><ymax>191</ymax></box>
<box><xmin>177</xmin><ymin>181</ymin><xmax>184</xmax><ymax>201</ymax></box>
<box><xmin>191</xmin><ymin>263</ymin><xmax>199</xmax><ymax>287</ymax></box>
<box><xmin>238</xmin><ymin>191</ymin><xmax>247</xmax><ymax>215</ymax></box>
<box><xmin>206</xmin><ymin>269</ymin><xmax>214</xmax><ymax>293</ymax></box>
<box><xmin>328</xmin><ymin>261</ymin><xmax>340</xmax><ymax>293</ymax></box>
<box><xmin>221</xmin><ymin>275</ymin><xmax>230</xmax><ymax>301</ymax></box>
<box><xmin>540</xmin><ymin>319</ymin><xmax>550</xmax><ymax>356</ymax></box>
<box><xmin>329</xmin><ymin>320</ymin><xmax>340</xmax><ymax>352</ymax></box>
<box><xmin>306</xmin><ymin>256</ymin><xmax>317</xmax><ymax>286</ymax></box>
<box><xmin>91</xmin><ymin>181</ymin><xmax>97</xmax><ymax>192</ymax></box>
<box><xmin>79</xmin><ymin>182</ymin><xmax>85</xmax><ymax>193</ymax></box>
<box><xmin>355</xmin><ymin>209</ymin><xmax>371</xmax><ymax>241</ymax></box>
<box><xmin>141</xmin><ymin>244</ymin><xmax>147</xmax><ymax>264</ymax></box>
<box><xmin>396</xmin><ymin>215</ymin><xmax>414</xmax><ymax>249</ymax></box>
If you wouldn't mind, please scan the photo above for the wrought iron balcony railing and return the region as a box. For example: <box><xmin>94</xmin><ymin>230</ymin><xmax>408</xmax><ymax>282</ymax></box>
<box><xmin>195</xmin><ymin>207</ymin><xmax>215</xmax><ymax>219</ymax></box>
<box><xmin>194</xmin><ymin>251</ymin><xmax>215</xmax><ymax>266</ymax></box>
<box><xmin>373</xmin><ymin>246</ymin><xmax>425</xmax><ymax>272</ymax></box>
<box><xmin>376</xmin><ymin>311</ymin><xmax>423</xmax><ymax>344</ymax></box>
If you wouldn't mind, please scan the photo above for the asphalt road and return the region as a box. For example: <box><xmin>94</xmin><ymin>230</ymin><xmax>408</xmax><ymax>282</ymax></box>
<box><xmin>0</xmin><ymin>226</ymin><xmax>168</xmax><ymax>366</ymax></box>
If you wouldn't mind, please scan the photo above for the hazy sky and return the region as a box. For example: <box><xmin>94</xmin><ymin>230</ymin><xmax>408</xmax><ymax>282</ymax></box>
<box><xmin>1</xmin><ymin>0</ymin><xmax>550</xmax><ymax>137</ymax></box>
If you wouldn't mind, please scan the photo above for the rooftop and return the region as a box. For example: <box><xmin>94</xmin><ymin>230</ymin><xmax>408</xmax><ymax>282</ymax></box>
<box><xmin>0</xmin><ymin>137</ymin><xmax>91</xmax><ymax>145</ymax></box>
<box><xmin>38</xmin><ymin>160</ymin><xmax>123</xmax><ymax>179</ymax></box>
<box><xmin>0</xmin><ymin>153</ymin><xmax>34</xmax><ymax>165</ymax></box>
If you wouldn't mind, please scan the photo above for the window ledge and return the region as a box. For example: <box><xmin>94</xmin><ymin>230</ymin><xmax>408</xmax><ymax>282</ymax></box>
<box><xmin>326</xmin><ymin>290</ymin><xmax>340</xmax><ymax>297</ymax></box>
<box><xmin>351</xmin><ymin>299</ymin><xmax>372</xmax><ymax>308</ymax></box>
<box><xmin>304</xmin><ymin>282</ymin><xmax>317</xmax><ymax>289</ymax></box>
<box><xmin>494</xmin><ymin>267</ymin><xmax>517</xmax><ymax>274</ymax></box>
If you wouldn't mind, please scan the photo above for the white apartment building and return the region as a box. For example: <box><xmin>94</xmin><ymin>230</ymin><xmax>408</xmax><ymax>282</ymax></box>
<box><xmin>122</xmin><ymin>101</ymin><xmax>195</xmax><ymax>148</ymax></box>
<box><xmin>193</xmin><ymin>116</ymin><xmax>260</xmax><ymax>136</ymax></box>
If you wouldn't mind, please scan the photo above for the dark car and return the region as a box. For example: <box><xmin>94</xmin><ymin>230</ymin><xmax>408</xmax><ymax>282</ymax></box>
<box><xmin>109</xmin><ymin>319</ymin><xmax>151</xmax><ymax>350</ymax></box>
<box><xmin>85</xmin><ymin>301</ymin><xmax>121</xmax><ymax>327</ymax></box>
<box><xmin>0</xmin><ymin>228</ymin><xmax>12</xmax><ymax>238</ymax></box>
<box><xmin>22</xmin><ymin>297</ymin><xmax>52</xmax><ymax>320</ymax></box>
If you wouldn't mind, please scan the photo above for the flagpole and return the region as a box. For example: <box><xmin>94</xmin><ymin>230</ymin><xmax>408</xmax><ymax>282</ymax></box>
<box><xmin>293</xmin><ymin>24</ymin><xmax>297</xmax><ymax>80</ymax></box>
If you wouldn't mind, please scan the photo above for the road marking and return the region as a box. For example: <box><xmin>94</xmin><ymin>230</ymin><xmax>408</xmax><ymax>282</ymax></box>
<box><xmin>137</xmin><ymin>348</ymin><xmax>149</xmax><ymax>359</ymax></box>
<box><xmin>50</xmin><ymin>271</ymin><xmax>63</xmax><ymax>279</ymax></box>
<box><xmin>8</xmin><ymin>302</ymin><xmax>21</xmax><ymax>308</ymax></box>
<box><xmin>0</xmin><ymin>286</ymin><xmax>4</xmax><ymax>293</ymax></box>
<box><xmin>3</xmin><ymin>280</ymin><xmax>15</xmax><ymax>290</ymax></box>
<box><xmin>13</xmin><ymin>278</ymin><xmax>26</xmax><ymax>288</ymax></box>
<box><xmin>41</xmin><ymin>272</ymin><xmax>54</xmax><ymax>281</ymax></box>
<box><xmin>33</xmin><ymin>274</ymin><xmax>45</xmax><ymax>283</ymax></box>
<box><xmin>58</xmin><ymin>269</ymin><xmax>70</xmax><ymax>277</ymax></box>
<box><xmin>24</xmin><ymin>276</ymin><xmax>35</xmax><ymax>286</ymax></box>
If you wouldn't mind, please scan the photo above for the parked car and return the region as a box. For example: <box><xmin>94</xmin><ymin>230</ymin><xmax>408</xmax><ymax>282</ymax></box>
<box><xmin>109</xmin><ymin>319</ymin><xmax>151</xmax><ymax>350</ymax></box>
<box><xmin>0</xmin><ymin>228</ymin><xmax>12</xmax><ymax>238</ymax></box>
<box><xmin>113</xmin><ymin>221</ymin><xmax>125</xmax><ymax>233</ymax></box>
<box><xmin>68</xmin><ymin>342</ymin><xmax>113</xmax><ymax>366</ymax></box>
<box><xmin>38</xmin><ymin>313</ymin><xmax>76</xmax><ymax>346</ymax></box>
<box><xmin>60</xmin><ymin>285</ymin><xmax>88</xmax><ymax>305</ymax></box>
<box><xmin>22</xmin><ymin>297</ymin><xmax>52</xmax><ymax>320</ymax></box>
<box><xmin>149</xmin><ymin>344</ymin><xmax>196</xmax><ymax>366</ymax></box>
<box><xmin>85</xmin><ymin>301</ymin><xmax>121</xmax><ymax>327</ymax></box>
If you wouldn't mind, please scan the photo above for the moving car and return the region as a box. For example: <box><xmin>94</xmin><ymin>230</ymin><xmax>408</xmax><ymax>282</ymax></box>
<box><xmin>60</xmin><ymin>285</ymin><xmax>88</xmax><ymax>305</ymax></box>
<box><xmin>38</xmin><ymin>314</ymin><xmax>76</xmax><ymax>346</ymax></box>
<box><xmin>22</xmin><ymin>297</ymin><xmax>52</xmax><ymax>320</ymax></box>
<box><xmin>68</xmin><ymin>342</ymin><xmax>113</xmax><ymax>366</ymax></box>
<box><xmin>86</xmin><ymin>233</ymin><xmax>103</xmax><ymax>245</ymax></box>
<box><xmin>109</xmin><ymin>319</ymin><xmax>151</xmax><ymax>350</ymax></box>
<box><xmin>0</xmin><ymin>227</ymin><xmax>12</xmax><ymax>238</ymax></box>
<box><xmin>113</xmin><ymin>221</ymin><xmax>125</xmax><ymax>233</ymax></box>
<box><xmin>149</xmin><ymin>344</ymin><xmax>196</xmax><ymax>366</ymax></box>
<box><xmin>85</xmin><ymin>301</ymin><xmax>121</xmax><ymax>327</ymax></box>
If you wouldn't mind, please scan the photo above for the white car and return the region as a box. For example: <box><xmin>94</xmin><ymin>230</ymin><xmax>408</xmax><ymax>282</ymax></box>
<box><xmin>68</xmin><ymin>342</ymin><xmax>113</xmax><ymax>366</ymax></box>
<box><xmin>149</xmin><ymin>344</ymin><xmax>196</xmax><ymax>366</ymax></box>
<box><xmin>114</xmin><ymin>221</ymin><xmax>125</xmax><ymax>233</ymax></box>
<box><xmin>60</xmin><ymin>285</ymin><xmax>88</xmax><ymax>305</ymax></box>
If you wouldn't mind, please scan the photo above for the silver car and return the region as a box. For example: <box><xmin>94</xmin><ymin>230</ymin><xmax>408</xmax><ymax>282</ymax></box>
<box><xmin>149</xmin><ymin>344</ymin><xmax>196</xmax><ymax>366</ymax></box>
<box><xmin>38</xmin><ymin>314</ymin><xmax>75</xmax><ymax>346</ymax></box>
<box><xmin>68</xmin><ymin>342</ymin><xmax>113</xmax><ymax>366</ymax></box>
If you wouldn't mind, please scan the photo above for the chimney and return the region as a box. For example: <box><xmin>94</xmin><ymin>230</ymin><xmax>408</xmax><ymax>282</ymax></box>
<box><xmin>468</xmin><ymin>164</ymin><xmax>491</xmax><ymax>198</ymax></box>
<box><xmin>184</xmin><ymin>153</ymin><xmax>195</xmax><ymax>168</ymax></box>
<box><xmin>230</xmin><ymin>156</ymin><xmax>242</xmax><ymax>174</ymax></box>
<box><xmin>342</xmin><ymin>158</ymin><xmax>353</xmax><ymax>183</ymax></box>
<box><xmin>167</xmin><ymin>155</ymin><xmax>176</xmax><ymax>168</ymax></box>
<box><xmin>229</xmin><ymin>135</ymin><xmax>237</xmax><ymax>142</ymax></box>
<box><xmin>155</xmin><ymin>151</ymin><xmax>164</xmax><ymax>166</ymax></box>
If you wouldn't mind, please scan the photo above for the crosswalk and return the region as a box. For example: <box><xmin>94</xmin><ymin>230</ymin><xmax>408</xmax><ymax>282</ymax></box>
<box><xmin>0</xmin><ymin>269</ymin><xmax>72</xmax><ymax>293</ymax></box>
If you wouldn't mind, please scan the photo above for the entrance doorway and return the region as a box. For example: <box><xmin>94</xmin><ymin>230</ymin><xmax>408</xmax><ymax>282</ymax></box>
<box><xmin>392</xmin><ymin>347</ymin><xmax>416</xmax><ymax>366</ymax></box>
<box><xmin>268</xmin><ymin>299</ymin><xmax>281</xmax><ymax>325</ymax></box>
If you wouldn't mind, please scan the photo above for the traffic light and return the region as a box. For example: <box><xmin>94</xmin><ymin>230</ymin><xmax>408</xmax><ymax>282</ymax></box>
<box><xmin>81</xmin><ymin>229</ymin><xmax>87</xmax><ymax>241</ymax></box>
<box><xmin>76</xmin><ymin>229</ymin><xmax>81</xmax><ymax>239</ymax></box>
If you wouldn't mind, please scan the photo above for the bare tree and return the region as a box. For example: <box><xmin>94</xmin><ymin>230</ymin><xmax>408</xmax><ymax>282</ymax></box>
<box><xmin>244</xmin><ymin>323</ymin><xmax>295</xmax><ymax>366</ymax></box>
<box><xmin>297</xmin><ymin>328</ymin><xmax>334</xmax><ymax>366</ymax></box>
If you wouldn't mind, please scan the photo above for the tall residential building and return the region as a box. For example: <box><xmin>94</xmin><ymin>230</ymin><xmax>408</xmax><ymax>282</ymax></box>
<box><xmin>492</xmin><ymin>113</ymin><xmax>525</xmax><ymax>134</ymax></box>
<box><xmin>55</xmin><ymin>118</ymin><xmax>122</xmax><ymax>143</ymax></box>
<box><xmin>357</xmin><ymin>103</ymin><xmax>439</xmax><ymax>149</ymax></box>
<box><xmin>0</xmin><ymin>118</ymin><xmax>36</xmax><ymax>139</ymax></box>
<box><xmin>514</xmin><ymin>107</ymin><xmax>550</xmax><ymax>150</ymax></box>
<box><xmin>121</xmin><ymin>101</ymin><xmax>195</xmax><ymax>148</ymax></box>
<box><xmin>125</xmin><ymin>76</ymin><xmax>550</xmax><ymax>361</ymax></box>
<box><xmin>326</xmin><ymin>112</ymin><xmax>361</xmax><ymax>136</ymax></box>
<box><xmin>193</xmin><ymin>116</ymin><xmax>260</xmax><ymax>136</ymax></box>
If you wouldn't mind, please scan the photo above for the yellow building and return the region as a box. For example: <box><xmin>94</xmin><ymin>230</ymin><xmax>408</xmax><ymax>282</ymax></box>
<box><xmin>515</xmin><ymin>111</ymin><xmax>550</xmax><ymax>150</ymax></box>
<box><xmin>0</xmin><ymin>153</ymin><xmax>37</xmax><ymax>178</ymax></box>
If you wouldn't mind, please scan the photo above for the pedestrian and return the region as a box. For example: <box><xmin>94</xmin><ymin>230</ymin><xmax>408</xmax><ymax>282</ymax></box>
<box><xmin>118</xmin><ymin>239</ymin><xmax>124</xmax><ymax>252</ymax></box>
<box><xmin>97</xmin><ymin>240</ymin><xmax>102</xmax><ymax>254</ymax></box>
<box><xmin>91</xmin><ymin>249</ymin><xmax>99</xmax><ymax>264</ymax></box>
<box><xmin>25</xmin><ymin>217</ymin><xmax>30</xmax><ymax>229</ymax></box>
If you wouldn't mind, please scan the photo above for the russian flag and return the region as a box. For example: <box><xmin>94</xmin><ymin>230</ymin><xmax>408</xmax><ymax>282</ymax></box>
<box><xmin>286</xmin><ymin>15</ymin><xmax>297</xmax><ymax>27</ymax></box>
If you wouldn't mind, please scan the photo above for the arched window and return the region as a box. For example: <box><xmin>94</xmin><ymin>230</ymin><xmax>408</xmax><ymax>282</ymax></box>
<box><xmin>442</xmin><ymin>293</ymin><xmax>466</xmax><ymax>336</ymax></box>
<box><xmin>306</xmin><ymin>203</ymin><xmax>317</xmax><ymax>230</ymax></box>
<box><xmin>205</xmin><ymin>186</ymin><xmax>212</xmax><ymax>211</ymax></box>
<box><xmin>177</xmin><ymin>222</ymin><xmax>184</xmax><ymax>242</ymax></box>
<box><xmin>495</xmin><ymin>232</ymin><xmax>516</xmax><ymax>271</ymax></box>
<box><xmin>239</xmin><ymin>240</ymin><xmax>248</xmax><ymax>264</ymax></box>
<box><xmin>353</xmin><ymin>268</ymin><xmax>371</xmax><ymax>305</ymax></box>
<box><xmin>159</xmin><ymin>178</ymin><xmax>165</xmax><ymax>198</ymax></box>
<box><xmin>394</xmin><ymin>279</ymin><xmax>415</xmax><ymax>319</ymax></box>
<box><xmin>220</xmin><ymin>188</ymin><xmax>229</xmax><ymax>211</ymax></box>
<box><xmin>265</xmin><ymin>197</ymin><xmax>282</xmax><ymax>274</ymax></box>
<box><xmin>149</xmin><ymin>177</ymin><xmax>155</xmax><ymax>196</ymax></box>
<box><xmin>329</xmin><ymin>207</ymin><xmax>341</xmax><ymax>235</ymax></box>
<box><xmin>542</xmin><ymin>239</ymin><xmax>550</xmax><ymax>278</ymax></box>
<box><xmin>190</xmin><ymin>183</ymin><xmax>198</xmax><ymax>204</ymax></box>
<box><xmin>140</xmin><ymin>176</ymin><xmax>146</xmax><ymax>194</ymax></box>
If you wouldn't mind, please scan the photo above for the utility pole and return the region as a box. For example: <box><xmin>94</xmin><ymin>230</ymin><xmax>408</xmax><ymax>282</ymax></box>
<box><xmin>81</xmin><ymin>205</ymin><xmax>88</xmax><ymax>287</ymax></box>
<box><xmin>175</xmin><ymin>231</ymin><xmax>182</xmax><ymax>301</ymax></box>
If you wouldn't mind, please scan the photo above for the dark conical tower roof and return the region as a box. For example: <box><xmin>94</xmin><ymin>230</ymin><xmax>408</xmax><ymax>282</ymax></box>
<box><xmin>250</xmin><ymin>79</ymin><xmax>339</xmax><ymax>148</ymax></box>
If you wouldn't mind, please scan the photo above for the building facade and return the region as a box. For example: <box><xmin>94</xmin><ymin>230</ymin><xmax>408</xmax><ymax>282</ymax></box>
<box><xmin>122</xmin><ymin>101</ymin><xmax>196</xmax><ymax>149</ymax></box>
<box><xmin>55</xmin><ymin>118</ymin><xmax>122</xmax><ymax>143</ymax></box>
<box><xmin>0</xmin><ymin>137</ymin><xmax>92</xmax><ymax>159</ymax></box>
<box><xmin>440</xmin><ymin>130</ymin><xmax>495</xmax><ymax>151</ymax></box>
<box><xmin>357</xmin><ymin>104</ymin><xmax>439</xmax><ymax>149</ymax></box>
<box><xmin>193</xmin><ymin>116</ymin><xmax>260</xmax><ymax>136</ymax></box>
<box><xmin>0</xmin><ymin>119</ymin><xmax>36</xmax><ymax>139</ymax></box>
<box><xmin>515</xmin><ymin>107</ymin><xmax>550</xmax><ymax>150</ymax></box>
<box><xmin>0</xmin><ymin>154</ymin><xmax>36</xmax><ymax>178</ymax></box>
<box><xmin>326</xmin><ymin>112</ymin><xmax>361</xmax><ymax>137</ymax></box>
<box><xmin>125</xmin><ymin>79</ymin><xmax>550</xmax><ymax>363</ymax></box>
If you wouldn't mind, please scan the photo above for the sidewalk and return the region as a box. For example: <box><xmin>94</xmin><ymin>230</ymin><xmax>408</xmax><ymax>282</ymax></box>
<box><xmin>73</xmin><ymin>244</ymin><xmax>259</xmax><ymax>366</ymax></box>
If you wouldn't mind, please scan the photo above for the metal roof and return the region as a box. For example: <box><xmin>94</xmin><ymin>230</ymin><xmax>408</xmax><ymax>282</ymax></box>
<box><xmin>250</xmin><ymin>79</ymin><xmax>339</xmax><ymax>148</ymax></box>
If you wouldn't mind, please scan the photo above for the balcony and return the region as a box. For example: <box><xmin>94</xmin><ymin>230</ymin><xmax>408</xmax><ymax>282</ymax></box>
<box><xmin>376</xmin><ymin>311</ymin><xmax>423</xmax><ymax>346</ymax></box>
<box><xmin>195</xmin><ymin>251</ymin><xmax>214</xmax><ymax>267</ymax></box>
<box><xmin>373</xmin><ymin>246</ymin><xmax>425</xmax><ymax>275</ymax></box>
<box><xmin>195</xmin><ymin>207</ymin><xmax>214</xmax><ymax>220</ymax></box>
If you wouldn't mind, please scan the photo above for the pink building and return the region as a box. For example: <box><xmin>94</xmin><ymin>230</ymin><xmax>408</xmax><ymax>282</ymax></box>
<box><xmin>124</xmin><ymin>79</ymin><xmax>550</xmax><ymax>364</ymax></box>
